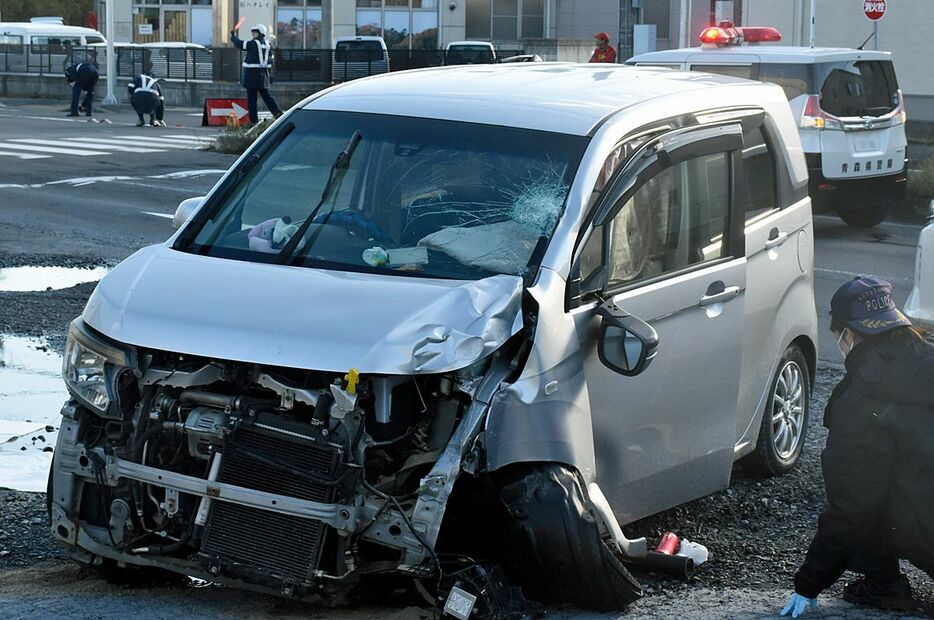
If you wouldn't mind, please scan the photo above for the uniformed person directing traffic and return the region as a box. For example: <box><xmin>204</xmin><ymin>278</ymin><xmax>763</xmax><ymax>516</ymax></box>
<box><xmin>230</xmin><ymin>24</ymin><xmax>283</xmax><ymax>125</ymax></box>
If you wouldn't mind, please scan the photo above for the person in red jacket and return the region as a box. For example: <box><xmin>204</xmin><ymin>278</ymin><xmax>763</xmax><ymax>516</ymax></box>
<box><xmin>590</xmin><ymin>32</ymin><xmax>617</xmax><ymax>63</ymax></box>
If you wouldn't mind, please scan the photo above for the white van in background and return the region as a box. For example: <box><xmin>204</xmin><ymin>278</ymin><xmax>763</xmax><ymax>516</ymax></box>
<box><xmin>629</xmin><ymin>22</ymin><xmax>908</xmax><ymax>228</ymax></box>
<box><xmin>332</xmin><ymin>36</ymin><xmax>389</xmax><ymax>82</ymax></box>
<box><xmin>0</xmin><ymin>21</ymin><xmax>106</xmax><ymax>74</ymax></box>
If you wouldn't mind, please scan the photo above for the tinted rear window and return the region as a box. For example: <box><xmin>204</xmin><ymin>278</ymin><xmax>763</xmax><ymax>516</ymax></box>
<box><xmin>335</xmin><ymin>41</ymin><xmax>385</xmax><ymax>62</ymax></box>
<box><xmin>817</xmin><ymin>60</ymin><xmax>898</xmax><ymax>117</ymax></box>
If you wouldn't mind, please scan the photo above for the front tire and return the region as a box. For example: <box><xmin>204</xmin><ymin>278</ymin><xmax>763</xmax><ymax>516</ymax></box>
<box><xmin>496</xmin><ymin>464</ymin><xmax>642</xmax><ymax>611</ymax></box>
<box><xmin>746</xmin><ymin>344</ymin><xmax>811</xmax><ymax>476</ymax></box>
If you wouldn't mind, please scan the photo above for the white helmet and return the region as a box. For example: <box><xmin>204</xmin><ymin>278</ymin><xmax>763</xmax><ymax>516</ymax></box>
<box><xmin>251</xmin><ymin>24</ymin><xmax>267</xmax><ymax>36</ymax></box>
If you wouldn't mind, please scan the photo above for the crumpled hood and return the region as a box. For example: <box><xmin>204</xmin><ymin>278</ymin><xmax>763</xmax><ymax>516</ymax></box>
<box><xmin>83</xmin><ymin>245</ymin><xmax>524</xmax><ymax>374</ymax></box>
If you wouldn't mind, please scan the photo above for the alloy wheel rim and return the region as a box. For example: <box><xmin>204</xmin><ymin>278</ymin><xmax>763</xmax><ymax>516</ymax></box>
<box><xmin>771</xmin><ymin>361</ymin><xmax>805</xmax><ymax>460</ymax></box>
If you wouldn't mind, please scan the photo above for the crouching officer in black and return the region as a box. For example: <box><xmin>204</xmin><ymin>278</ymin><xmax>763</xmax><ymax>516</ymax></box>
<box><xmin>64</xmin><ymin>62</ymin><xmax>99</xmax><ymax>117</ymax></box>
<box><xmin>780</xmin><ymin>276</ymin><xmax>934</xmax><ymax>618</ymax></box>
<box><xmin>230</xmin><ymin>24</ymin><xmax>283</xmax><ymax>125</ymax></box>
<box><xmin>128</xmin><ymin>64</ymin><xmax>166</xmax><ymax>127</ymax></box>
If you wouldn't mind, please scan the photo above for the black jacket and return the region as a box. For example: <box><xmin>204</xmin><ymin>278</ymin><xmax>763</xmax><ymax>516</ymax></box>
<box><xmin>794</xmin><ymin>331</ymin><xmax>934</xmax><ymax>598</ymax></box>
<box><xmin>64</xmin><ymin>63</ymin><xmax>99</xmax><ymax>90</ymax></box>
<box><xmin>127</xmin><ymin>73</ymin><xmax>162</xmax><ymax>97</ymax></box>
<box><xmin>231</xmin><ymin>33</ymin><xmax>273</xmax><ymax>90</ymax></box>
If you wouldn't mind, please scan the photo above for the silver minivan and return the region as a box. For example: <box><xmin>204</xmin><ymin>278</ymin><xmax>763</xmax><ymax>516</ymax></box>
<box><xmin>49</xmin><ymin>64</ymin><xmax>818</xmax><ymax>611</ymax></box>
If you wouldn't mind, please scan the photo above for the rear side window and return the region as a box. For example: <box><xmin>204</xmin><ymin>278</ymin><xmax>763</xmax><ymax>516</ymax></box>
<box><xmin>691</xmin><ymin>64</ymin><xmax>754</xmax><ymax>79</ymax></box>
<box><xmin>0</xmin><ymin>34</ymin><xmax>23</xmax><ymax>53</ymax></box>
<box><xmin>740</xmin><ymin>127</ymin><xmax>778</xmax><ymax>220</ymax></box>
<box><xmin>758</xmin><ymin>63</ymin><xmax>811</xmax><ymax>100</ymax></box>
<box><xmin>85</xmin><ymin>36</ymin><xmax>104</xmax><ymax>44</ymax></box>
<box><xmin>335</xmin><ymin>41</ymin><xmax>384</xmax><ymax>62</ymax></box>
<box><xmin>817</xmin><ymin>60</ymin><xmax>898</xmax><ymax>117</ymax></box>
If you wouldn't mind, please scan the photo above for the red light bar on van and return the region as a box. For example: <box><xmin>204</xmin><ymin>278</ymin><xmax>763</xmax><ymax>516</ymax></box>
<box><xmin>699</xmin><ymin>21</ymin><xmax>782</xmax><ymax>46</ymax></box>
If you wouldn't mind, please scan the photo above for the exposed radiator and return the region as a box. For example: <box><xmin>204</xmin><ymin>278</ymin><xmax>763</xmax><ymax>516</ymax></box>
<box><xmin>201</xmin><ymin>415</ymin><xmax>340</xmax><ymax>585</ymax></box>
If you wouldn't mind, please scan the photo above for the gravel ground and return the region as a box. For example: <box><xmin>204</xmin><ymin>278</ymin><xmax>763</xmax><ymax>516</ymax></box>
<box><xmin>0</xmin><ymin>282</ymin><xmax>931</xmax><ymax>617</ymax></box>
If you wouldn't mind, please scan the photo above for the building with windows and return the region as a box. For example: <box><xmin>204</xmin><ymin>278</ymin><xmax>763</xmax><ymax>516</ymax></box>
<box><xmin>101</xmin><ymin>0</ymin><xmax>727</xmax><ymax>55</ymax></box>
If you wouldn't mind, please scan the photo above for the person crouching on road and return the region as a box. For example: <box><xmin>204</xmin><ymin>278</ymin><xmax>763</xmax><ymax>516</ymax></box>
<box><xmin>589</xmin><ymin>32</ymin><xmax>617</xmax><ymax>64</ymax></box>
<box><xmin>230</xmin><ymin>24</ymin><xmax>283</xmax><ymax>125</ymax></box>
<box><xmin>64</xmin><ymin>62</ymin><xmax>99</xmax><ymax>118</ymax></box>
<box><xmin>780</xmin><ymin>276</ymin><xmax>933</xmax><ymax>618</ymax></box>
<box><xmin>127</xmin><ymin>64</ymin><xmax>166</xmax><ymax>127</ymax></box>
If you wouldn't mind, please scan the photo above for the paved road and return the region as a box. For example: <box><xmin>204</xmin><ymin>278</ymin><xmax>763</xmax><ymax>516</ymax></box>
<box><xmin>0</xmin><ymin>99</ymin><xmax>236</xmax><ymax>262</ymax></box>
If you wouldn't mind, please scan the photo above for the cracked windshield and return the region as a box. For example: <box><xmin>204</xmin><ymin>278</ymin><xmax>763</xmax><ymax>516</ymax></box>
<box><xmin>181</xmin><ymin>111</ymin><xmax>588</xmax><ymax>279</ymax></box>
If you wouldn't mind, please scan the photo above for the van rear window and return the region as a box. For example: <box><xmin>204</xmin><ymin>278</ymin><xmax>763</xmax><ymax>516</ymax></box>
<box><xmin>335</xmin><ymin>41</ymin><xmax>385</xmax><ymax>63</ymax></box>
<box><xmin>817</xmin><ymin>60</ymin><xmax>898</xmax><ymax>118</ymax></box>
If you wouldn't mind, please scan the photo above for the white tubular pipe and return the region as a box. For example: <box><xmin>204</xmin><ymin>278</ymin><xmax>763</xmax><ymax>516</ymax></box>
<box><xmin>679</xmin><ymin>0</ymin><xmax>689</xmax><ymax>48</ymax></box>
<box><xmin>103</xmin><ymin>0</ymin><xmax>117</xmax><ymax>105</ymax></box>
<box><xmin>808</xmin><ymin>0</ymin><xmax>816</xmax><ymax>48</ymax></box>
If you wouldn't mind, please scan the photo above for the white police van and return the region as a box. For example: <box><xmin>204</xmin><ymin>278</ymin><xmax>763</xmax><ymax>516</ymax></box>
<box><xmin>629</xmin><ymin>22</ymin><xmax>908</xmax><ymax>228</ymax></box>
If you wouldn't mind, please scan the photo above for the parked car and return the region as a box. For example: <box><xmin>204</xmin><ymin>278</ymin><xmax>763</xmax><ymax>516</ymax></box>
<box><xmin>444</xmin><ymin>40</ymin><xmax>496</xmax><ymax>65</ymax></box>
<box><xmin>0</xmin><ymin>21</ymin><xmax>105</xmax><ymax>73</ymax></box>
<box><xmin>628</xmin><ymin>21</ymin><xmax>908</xmax><ymax>228</ymax></box>
<box><xmin>49</xmin><ymin>63</ymin><xmax>817</xmax><ymax>612</ymax></box>
<box><xmin>332</xmin><ymin>36</ymin><xmax>389</xmax><ymax>82</ymax></box>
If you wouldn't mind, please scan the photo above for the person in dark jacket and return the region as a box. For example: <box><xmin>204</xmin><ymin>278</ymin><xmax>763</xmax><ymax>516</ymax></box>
<box><xmin>230</xmin><ymin>24</ymin><xmax>283</xmax><ymax>125</ymax></box>
<box><xmin>127</xmin><ymin>64</ymin><xmax>165</xmax><ymax>127</ymax></box>
<box><xmin>64</xmin><ymin>62</ymin><xmax>99</xmax><ymax>117</ymax></box>
<box><xmin>780</xmin><ymin>276</ymin><xmax>934</xmax><ymax>618</ymax></box>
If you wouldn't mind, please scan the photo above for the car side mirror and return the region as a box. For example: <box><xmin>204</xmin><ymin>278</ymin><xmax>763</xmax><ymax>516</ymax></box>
<box><xmin>173</xmin><ymin>196</ymin><xmax>205</xmax><ymax>230</ymax></box>
<box><xmin>596</xmin><ymin>299</ymin><xmax>659</xmax><ymax>376</ymax></box>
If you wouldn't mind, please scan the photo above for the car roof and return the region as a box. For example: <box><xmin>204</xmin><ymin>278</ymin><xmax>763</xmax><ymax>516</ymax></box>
<box><xmin>630</xmin><ymin>45</ymin><xmax>892</xmax><ymax>64</ymax></box>
<box><xmin>447</xmin><ymin>41</ymin><xmax>495</xmax><ymax>48</ymax></box>
<box><xmin>0</xmin><ymin>22</ymin><xmax>103</xmax><ymax>36</ymax></box>
<box><xmin>304</xmin><ymin>63</ymin><xmax>778</xmax><ymax>136</ymax></box>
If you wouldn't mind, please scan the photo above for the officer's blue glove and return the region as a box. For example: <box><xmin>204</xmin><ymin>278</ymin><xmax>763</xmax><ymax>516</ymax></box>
<box><xmin>779</xmin><ymin>592</ymin><xmax>817</xmax><ymax>618</ymax></box>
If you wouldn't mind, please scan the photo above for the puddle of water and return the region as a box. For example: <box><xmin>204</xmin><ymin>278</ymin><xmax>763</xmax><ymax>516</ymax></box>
<box><xmin>0</xmin><ymin>265</ymin><xmax>108</xmax><ymax>292</ymax></box>
<box><xmin>0</xmin><ymin>335</ymin><xmax>67</xmax><ymax>492</ymax></box>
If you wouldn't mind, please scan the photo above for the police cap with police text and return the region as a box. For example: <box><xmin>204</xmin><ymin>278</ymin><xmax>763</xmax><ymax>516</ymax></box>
<box><xmin>830</xmin><ymin>276</ymin><xmax>912</xmax><ymax>335</ymax></box>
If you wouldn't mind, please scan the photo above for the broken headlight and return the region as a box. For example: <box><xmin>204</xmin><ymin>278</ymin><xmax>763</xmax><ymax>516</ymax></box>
<box><xmin>63</xmin><ymin>319</ymin><xmax>134</xmax><ymax>415</ymax></box>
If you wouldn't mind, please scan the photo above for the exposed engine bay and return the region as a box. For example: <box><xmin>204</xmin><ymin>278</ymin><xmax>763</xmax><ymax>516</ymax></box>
<box><xmin>50</xmin><ymin>330</ymin><xmax>512</xmax><ymax>603</ymax></box>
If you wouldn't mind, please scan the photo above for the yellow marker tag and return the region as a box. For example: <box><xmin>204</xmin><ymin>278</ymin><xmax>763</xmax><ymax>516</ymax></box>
<box><xmin>344</xmin><ymin>368</ymin><xmax>360</xmax><ymax>395</ymax></box>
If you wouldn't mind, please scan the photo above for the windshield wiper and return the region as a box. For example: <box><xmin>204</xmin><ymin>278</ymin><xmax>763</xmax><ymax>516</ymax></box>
<box><xmin>277</xmin><ymin>130</ymin><xmax>363</xmax><ymax>264</ymax></box>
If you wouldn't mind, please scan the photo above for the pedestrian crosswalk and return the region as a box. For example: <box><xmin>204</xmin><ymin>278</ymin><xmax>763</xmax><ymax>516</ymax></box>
<box><xmin>0</xmin><ymin>135</ymin><xmax>215</xmax><ymax>160</ymax></box>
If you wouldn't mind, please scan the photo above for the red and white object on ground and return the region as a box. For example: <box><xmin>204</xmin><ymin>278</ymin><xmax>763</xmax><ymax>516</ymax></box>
<box><xmin>864</xmin><ymin>0</ymin><xmax>886</xmax><ymax>21</ymax></box>
<box><xmin>201</xmin><ymin>98</ymin><xmax>250</xmax><ymax>127</ymax></box>
<box><xmin>656</xmin><ymin>531</ymin><xmax>680</xmax><ymax>555</ymax></box>
<box><xmin>699</xmin><ymin>21</ymin><xmax>782</xmax><ymax>46</ymax></box>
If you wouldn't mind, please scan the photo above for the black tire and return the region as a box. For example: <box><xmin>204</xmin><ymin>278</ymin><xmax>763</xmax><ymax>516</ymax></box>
<box><xmin>496</xmin><ymin>464</ymin><xmax>642</xmax><ymax>611</ymax></box>
<box><xmin>745</xmin><ymin>344</ymin><xmax>811</xmax><ymax>476</ymax></box>
<box><xmin>838</xmin><ymin>205</ymin><xmax>889</xmax><ymax>228</ymax></box>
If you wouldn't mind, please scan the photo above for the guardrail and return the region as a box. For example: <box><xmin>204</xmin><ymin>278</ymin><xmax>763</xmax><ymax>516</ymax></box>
<box><xmin>0</xmin><ymin>45</ymin><xmax>525</xmax><ymax>84</ymax></box>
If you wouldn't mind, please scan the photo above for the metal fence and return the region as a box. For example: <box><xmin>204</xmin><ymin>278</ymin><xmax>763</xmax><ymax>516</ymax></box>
<box><xmin>0</xmin><ymin>44</ymin><xmax>525</xmax><ymax>84</ymax></box>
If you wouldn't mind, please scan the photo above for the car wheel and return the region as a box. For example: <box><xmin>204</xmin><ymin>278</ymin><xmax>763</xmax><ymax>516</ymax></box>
<box><xmin>746</xmin><ymin>345</ymin><xmax>810</xmax><ymax>476</ymax></box>
<box><xmin>495</xmin><ymin>464</ymin><xmax>642</xmax><ymax>611</ymax></box>
<box><xmin>838</xmin><ymin>205</ymin><xmax>889</xmax><ymax>228</ymax></box>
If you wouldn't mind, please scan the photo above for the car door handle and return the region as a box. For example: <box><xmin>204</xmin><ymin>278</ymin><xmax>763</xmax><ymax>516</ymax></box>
<box><xmin>765</xmin><ymin>229</ymin><xmax>789</xmax><ymax>250</ymax></box>
<box><xmin>699</xmin><ymin>285</ymin><xmax>741</xmax><ymax>306</ymax></box>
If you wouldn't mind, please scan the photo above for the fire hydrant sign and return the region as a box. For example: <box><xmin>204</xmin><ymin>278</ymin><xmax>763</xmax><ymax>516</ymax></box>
<box><xmin>202</xmin><ymin>98</ymin><xmax>250</xmax><ymax>127</ymax></box>
<box><xmin>864</xmin><ymin>0</ymin><xmax>886</xmax><ymax>21</ymax></box>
